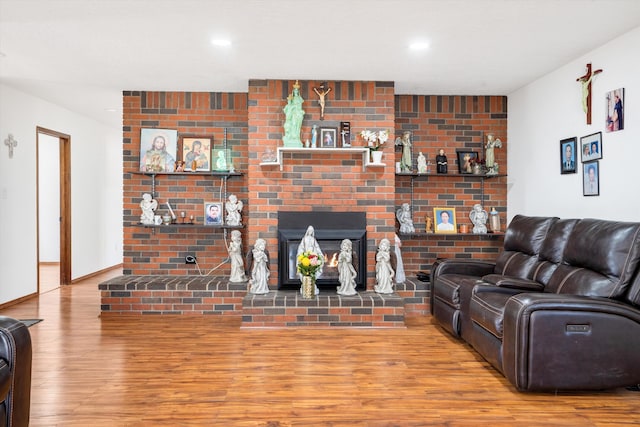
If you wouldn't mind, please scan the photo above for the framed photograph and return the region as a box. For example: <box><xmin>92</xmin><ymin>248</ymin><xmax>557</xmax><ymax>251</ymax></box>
<box><xmin>606</xmin><ymin>88</ymin><xmax>624</xmax><ymax>132</ymax></box>
<box><xmin>204</xmin><ymin>202</ymin><xmax>223</xmax><ymax>225</ymax></box>
<box><xmin>320</xmin><ymin>127</ymin><xmax>337</xmax><ymax>148</ymax></box>
<box><xmin>580</xmin><ymin>132</ymin><xmax>602</xmax><ymax>162</ymax></box>
<box><xmin>139</xmin><ymin>128</ymin><xmax>178</xmax><ymax>172</ymax></box>
<box><xmin>583</xmin><ymin>161</ymin><xmax>599</xmax><ymax>196</ymax></box>
<box><xmin>212</xmin><ymin>147</ymin><xmax>231</xmax><ymax>171</ymax></box>
<box><xmin>182</xmin><ymin>137</ymin><xmax>211</xmax><ymax>171</ymax></box>
<box><xmin>433</xmin><ymin>207</ymin><xmax>457</xmax><ymax>234</ymax></box>
<box><xmin>559</xmin><ymin>137</ymin><xmax>577</xmax><ymax>174</ymax></box>
<box><xmin>340</xmin><ymin>122</ymin><xmax>351</xmax><ymax>147</ymax></box>
<box><xmin>456</xmin><ymin>150</ymin><xmax>479</xmax><ymax>174</ymax></box>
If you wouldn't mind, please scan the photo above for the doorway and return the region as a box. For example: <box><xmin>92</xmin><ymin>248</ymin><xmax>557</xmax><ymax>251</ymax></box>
<box><xmin>37</xmin><ymin>127</ymin><xmax>71</xmax><ymax>292</ymax></box>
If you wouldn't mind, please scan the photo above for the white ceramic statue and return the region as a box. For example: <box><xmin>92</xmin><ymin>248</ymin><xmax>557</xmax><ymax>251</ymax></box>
<box><xmin>228</xmin><ymin>230</ymin><xmax>247</xmax><ymax>283</ymax></box>
<box><xmin>336</xmin><ymin>239</ymin><xmax>358</xmax><ymax>296</ymax></box>
<box><xmin>249</xmin><ymin>238</ymin><xmax>270</xmax><ymax>294</ymax></box>
<box><xmin>225</xmin><ymin>194</ymin><xmax>243</xmax><ymax>226</ymax></box>
<box><xmin>469</xmin><ymin>203</ymin><xmax>488</xmax><ymax>234</ymax></box>
<box><xmin>394</xmin><ymin>234</ymin><xmax>406</xmax><ymax>284</ymax></box>
<box><xmin>374</xmin><ymin>238</ymin><xmax>395</xmax><ymax>294</ymax></box>
<box><xmin>139</xmin><ymin>193</ymin><xmax>158</xmax><ymax>225</ymax></box>
<box><xmin>396</xmin><ymin>202</ymin><xmax>415</xmax><ymax>234</ymax></box>
<box><xmin>297</xmin><ymin>225</ymin><xmax>324</xmax><ymax>295</ymax></box>
<box><xmin>417</xmin><ymin>152</ymin><xmax>427</xmax><ymax>174</ymax></box>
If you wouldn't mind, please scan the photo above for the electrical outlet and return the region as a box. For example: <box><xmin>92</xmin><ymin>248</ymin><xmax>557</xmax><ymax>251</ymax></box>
<box><xmin>185</xmin><ymin>255</ymin><xmax>196</xmax><ymax>264</ymax></box>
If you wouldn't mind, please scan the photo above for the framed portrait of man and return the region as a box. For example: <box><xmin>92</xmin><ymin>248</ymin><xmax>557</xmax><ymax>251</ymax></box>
<box><xmin>559</xmin><ymin>137</ymin><xmax>577</xmax><ymax>174</ymax></box>
<box><xmin>204</xmin><ymin>202</ymin><xmax>223</xmax><ymax>225</ymax></box>
<box><xmin>433</xmin><ymin>207</ymin><xmax>457</xmax><ymax>234</ymax></box>
<box><xmin>583</xmin><ymin>161</ymin><xmax>599</xmax><ymax>196</ymax></box>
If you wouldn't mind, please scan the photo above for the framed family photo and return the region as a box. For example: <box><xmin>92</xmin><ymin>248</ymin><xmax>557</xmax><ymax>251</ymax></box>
<box><xmin>580</xmin><ymin>132</ymin><xmax>602</xmax><ymax>162</ymax></box>
<box><xmin>139</xmin><ymin>128</ymin><xmax>178</xmax><ymax>172</ymax></box>
<box><xmin>181</xmin><ymin>136</ymin><xmax>211</xmax><ymax>171</ymax></box>
<box><xmin>320</xmin><ymin>127</ymin><xmax>337</xmax><ymax>148</ymax></box>
<box><xmin>204</xmin><ymin>202</ymin><xmax>223</xmax><ymax>225</ymax></box>
<box><xmin>456</xmin><ymin>150</ymin><xmax>478</xmax><ymax>174</ymax></box>
<box><xmin>559</xmin><ymin>137</ymin><xmax>577</xmax><ymax>174</ymax></box>
<box><xmin>433</xmin><ymin>207</ymin><xmax>457</xmax><ymax>234</ymax></box>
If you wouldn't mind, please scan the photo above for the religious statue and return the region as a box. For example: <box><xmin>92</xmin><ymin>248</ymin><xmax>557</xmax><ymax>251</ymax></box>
<box><xmin>228</xmin><ymin>230</ymin><xmax>248</xmax><ymax>283</ymax></box>
<box><xmin>394</xmin><ymin>234</ymin><xmax>406</xmax><ymax>284</ymax></box>
<box><xmin>225</xmin><ymin>194</ymin><xmax>243</xmax><ymax>226</ymax></box>
<box><xmin>417</xmin><ymin>152</ymin><xmax>427</xmax><ymax>174</ymax></box>
<box><xmin>297</xmin><ymin>225</ymin><xmax>324</xmax><ymax>295</ymax></box>
<box><xmin>395</xmin><ymin>131</ymin><xmax>412</xmax><ymax>172</ymax></box>
<box><xmin>336</xmin><ymin>239</ymin><xmax>358</xmax><ymax>296</ymax></box>
<box><xmin>485</xmin><ymin>134</ymin><xmax>503</xmax><ymax>175</ymax></box>
<box><xmin>425</xmin><ymin>215</ymin><xmax>433</xmax><ymax>233</ymax></box>
<box><xmin>282</xmin><ymin>80</ymin><xmax>305</xmax><ymax>147</ymax></box>
<box><xmin>139</xmin><ymin>193</ymin><xmax>158</xmax><ymax>225</ymax></box>
<box><xmin>374</xmin><ymin>238</ymin><xmax>395</xmax><ymax>294</ymax></box>
<box><xmin>396</xmin><ymin>202</ymin><xmax>415</xmax><ymax>234</ymax></box>
<box><xmin>576</xmin><ymin>63</ymin><xmax>603</xmax><ymax>124</ymax></box>
<box><xmin>469</xmin><ymin>203</ymin><xmax>488</xmax><ymax>234</ymax></box>
<box><xmin>249</xmin><ymin>238</ymin><xmax>270</xmax><ymax>294</ymax></box>
<box><xmin>215</xmin><ymin>150</ymin><xmax>228</xmax><ymax>171</ymax></box>
<box><xmin>313</xmin><ymin>82</ymin><xmax>332</xmax><ymax>120</ymax></box>
<box><xmin>436</xmin><ymin>149</ymin><xmax>448</xmax><ymax>174</ymax></box>
<box><xmin>311</xmin><ymin>124</ymin><xmax>318</xmax><ymax>148</ymax></box>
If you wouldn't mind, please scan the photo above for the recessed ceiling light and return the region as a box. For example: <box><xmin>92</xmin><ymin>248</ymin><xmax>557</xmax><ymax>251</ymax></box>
<box><xmin>409</xmin><ymin>42</ymin><xmax>430</xmax><ymax>51</ymax></box>
<box><xmin>211</xmin><ymin>38</ymin><xmax>231</xmax><ymax>47</ymax></box>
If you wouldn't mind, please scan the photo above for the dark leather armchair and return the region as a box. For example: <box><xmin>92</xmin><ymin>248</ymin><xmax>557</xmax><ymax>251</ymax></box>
<box><xmin>0</xmin><ymin>316</ymin><xmax>32</xmax><ymax>427</ymax></box>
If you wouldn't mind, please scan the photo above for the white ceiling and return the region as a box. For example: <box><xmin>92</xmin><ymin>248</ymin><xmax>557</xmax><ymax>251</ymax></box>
<box><xmin>2</xmin><ymin>0</ymin><xmax>640</xmax><ymax>128</ymax></box>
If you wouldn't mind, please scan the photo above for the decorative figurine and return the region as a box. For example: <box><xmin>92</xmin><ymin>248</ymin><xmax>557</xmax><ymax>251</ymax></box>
<box><xmin>297</xmin><ymin>225</ymin><xmax>324</xmax><ymax>295</ymax></box>
<box><xmin>313</xmin><ymin>82</ymin><xmax>332</xmax><ymax>120</ymax></box>
<box><xmin>215</xmin><ymin>149</ymin><xmax>228</xmax><ymax>171</ymax></box>
<box><xmin>139</xmin><ymin>193</ymin><xmax>158</xmax><ymax>225</ymax></box>
<box><xmin>425</xmin><ymin>215</ymin><xmax>433</xmax><ymax>233</ymax></box>
<box><xmin>436</xmin><ymin>149</ymin><xmax>448</xmax><ymax>174</ymax></box>
<box><xmin>489</xmin><ymin>207</ymin><xmax>501</xmax><ymax>232</ymax></box>
<box><xmin>396</xmin><ymin>202</ymin><xmax>415</xmax><ymax>234</ymax></box>
<box><xmin>336</xmin><ymin>239</ymin><xmax>358</xmax><ymax>296</ymax></box>
<box><xmin>485</xmin><ymin>133</ymin><xmax>503</xmax><ymax>175</ymax></box>
<box><xmin>394</xmin><ymin>234</ymin><xmax>406</xmax><ymax>284</ymax></box>
<box><xmin>395</xmin><ymin>131</ymin><xmax>412</xmax><ymax>172</ymax></box>
<box><xmin>374</xmin><ymin>238</ymin><xmax>395</xmax><ymax>294</ymax></box>
<box><xmin>174</xmin><ymin>160</ymin><xmax>185</xmax><ymax>172</ymax></box>
<box><xmin>249</xmin><ymin>238</ymin><xmax>270</xmax><ymax>294</ymax></box>
<box><xmin>225</xmin><ymin>194</ymin><xmax>243</xmax><ymax>226</ymax></box>
<box><xmin>228</xmin><ymin>230</ymin><xmax>248</xmax><ymax>283</ymax></box>
<box><xmin>282</xmin><ymin>80</ymin><xmax>305</xmax><ymax>147</ymax></box>
<box><xmin>469</xmin><ymin>203</ymin><xmax>488</xmax><ymax>234</ymax></box>
<box><xmin>311</xmin><ymin>124</ymin><xmax>318</xmax><ymax>148</ymax></box>
<box><xmin>417</xmin><ymin>152</ymin><xmax>427</xmax><ymax>174</ymax></box>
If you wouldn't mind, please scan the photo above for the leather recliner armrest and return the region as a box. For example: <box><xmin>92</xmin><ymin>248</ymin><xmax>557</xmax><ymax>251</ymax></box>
<box><xmin>481</xmin><ymin>274</ymin><xmax>544</xmax><ymax>292</ymax></box>
<box><xmin>0</xmin><ymin>316</ymin><xmax>32</xmax><ymax>427</ymax></box>
<box><xmin>432</xmin><ymin>259</ymin><xmax>495</xmax><ymax>279</ymax></box>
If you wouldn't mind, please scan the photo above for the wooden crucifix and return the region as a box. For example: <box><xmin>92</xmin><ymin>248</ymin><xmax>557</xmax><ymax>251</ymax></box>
<box><xmin>576</xmin><ymin>63</ymin><xmax>603</xmax><ymax>125</ymax></box>
<box><xmin>313</xmin><ymin>82</ymin><xmax>332</xmax><ymax>120</ymax></box>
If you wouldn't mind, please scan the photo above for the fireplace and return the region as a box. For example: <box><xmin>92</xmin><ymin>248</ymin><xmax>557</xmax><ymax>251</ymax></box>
<box><xmin>278</xmin><ymin>211</ymin><xmax>367</xmax><ymax>290</ymax></box>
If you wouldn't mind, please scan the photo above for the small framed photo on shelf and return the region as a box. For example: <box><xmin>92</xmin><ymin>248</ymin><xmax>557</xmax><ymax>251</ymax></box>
<box><xmin>456</xmin><ymin>150</ymin><xmax>478</xmax><ymax>174</ymax></box>
<box><xmin>580</xmin><ymin>131</ymin><xmax>602</xmax><ymax>162</ymax></box>
<box><xmin>181</xmin><ymin>137</ymin><xmax>211</xmax><ymax>171</ymax></box>
<box><xmin>213</xmin><ymin>147</ymin><xmax>231</xmax><ymax>171</ymax></box>
<box><xmin>433</xmin><ymin>207</ymin><xmax>457</xmax><ymax>234</ymax></box>
<box><xmin>139</xmin><ymin>128</ymin><xmax>178</xmax><ymax>172</ymax></box>
<box><xmin>583</xmin><ymin>161</ymin><xmax>600</xmax><ymax>197</ymax></box>
<box><xmin>320</xmin><ymin>127</ymin><xmax>337</xmax><ymax>148</ymax></box>
<box><xmin>559</xmin><ymin>136</ymin><xmax>577</xmax><ymax>174</ymax></box>
<box><xmin>204</xmin><ymin>202</ymin><xmax>223</xmax><ymax>225</ymax></box>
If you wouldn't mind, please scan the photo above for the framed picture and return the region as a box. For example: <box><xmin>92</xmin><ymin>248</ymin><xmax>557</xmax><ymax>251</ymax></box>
<box><xmin>340</xmin><ymin>122</ymin><xmax>351</xmax><ymax>147</ymax></box>
<box><xmin>605</xmin><ymin>88</ymin><xmax>624</xmax><ymax>132</ymax></box>
<box><xmin>583</xmin><ymin>161</ymin><xmax>599</xmax><ymax>196</ymax></box>
<box><xmin>212</xmin><ymin>147</ymin><xmax>231</xmax><ymax>171</ymax></box>
<box><xmin>580</xmin><ymin>131</ymin><xmax>602</xmax><ymax>162</ymax></box>
<box><xmin>433</xmin><ymin>207</ymin><xmax>457</xmax><ymax>234</ymax></box>
<box><xmin>139</xmin><ymin>128</ymin><xmax>178</xmax><ymax>172</ymax></box>
<box><xmin>204</xmin><ymin>202</ymin><xmax>223</xmax><ymax>225</ymax></box>
<box><xmin>320</xmin><ymin>127</ymin><xmax>337</xmax><ymax>148</ymax></box>
<box><xmin>559</xmin><ymin>137</ymin><xmax>577</xmax><ymax>174</ymax></box>
<box><xmin>181</xmin><ymin>137</ymin><xmax>211</xmax><ymax>171</ymax></box>
<box><xmin>456</xmin><ymin>150</ymin><xmax>478</xmax><ymax>174</ymax></box>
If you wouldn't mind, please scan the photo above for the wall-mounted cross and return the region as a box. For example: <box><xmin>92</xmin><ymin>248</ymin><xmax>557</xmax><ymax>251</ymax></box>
<box><xmin>576</xmin><ymin>63</ymin><xmax>603</xmax><ymax>125</ymax></box>
<box><xmin>4</xmin><ymin>134</ymin><xmax>17</xmax><ymax>158</ymax></box>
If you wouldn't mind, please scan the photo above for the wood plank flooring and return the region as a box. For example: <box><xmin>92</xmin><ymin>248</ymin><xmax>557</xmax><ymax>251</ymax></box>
<box><xmin>2</xmin><ymin>269</ymin><xmax>640</xmax><ymax>426</ymax></box>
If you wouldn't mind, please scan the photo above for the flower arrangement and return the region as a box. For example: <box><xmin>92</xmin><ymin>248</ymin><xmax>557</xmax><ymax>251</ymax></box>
<box><xmin>360</xmin><ymin>129</ymin><xmax>389</xmax><ymax>151</ymax></box>
<box><xmin>297</xmin><ymin>250</ymin><xmax>324</xmax><ymax>277</ymax></box>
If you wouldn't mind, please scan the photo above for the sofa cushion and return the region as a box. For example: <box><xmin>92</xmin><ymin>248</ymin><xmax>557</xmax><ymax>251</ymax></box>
<box><xmin>531</xmin><ymin>218</ymin><xmax>579</xmax><ymax>285</ymax></box>
<box><xmin>546</xmin><ymin>219</ymin><xmax>640</xmax><ymax>297</ymax></box>
<box><xmin>433</xmin><ymin>274</ymin><xmax>477</xmax><ymax>308</ymax></box>
<box><xmin>469</xmin><ymin>286</ymin><xmax>515</xmax><ymax>339</ymax></box>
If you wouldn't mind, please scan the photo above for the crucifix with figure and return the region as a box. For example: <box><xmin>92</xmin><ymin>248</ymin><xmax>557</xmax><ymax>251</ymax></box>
<box><xmin>576</xmin><ymin>63</ymin><xmax>603</xmax><ymax>125</ymax></box>
<box><xmin>4</xmin><ymin>134</ymin><xmax>17</xmax><ymax>158</ymax></box>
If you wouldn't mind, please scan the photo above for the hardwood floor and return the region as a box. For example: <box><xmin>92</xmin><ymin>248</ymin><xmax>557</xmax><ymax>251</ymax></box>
<box><xmin>2</xmin><ymin>269</ymin><xmax>640</xmax><ymax>426</ymax></box>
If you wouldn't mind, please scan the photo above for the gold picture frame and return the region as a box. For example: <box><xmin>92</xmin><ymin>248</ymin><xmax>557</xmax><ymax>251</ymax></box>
<box><xmin>433</xmin><ymin>207</ymin><xmax>457</xmax><ymax>234</ymax></box>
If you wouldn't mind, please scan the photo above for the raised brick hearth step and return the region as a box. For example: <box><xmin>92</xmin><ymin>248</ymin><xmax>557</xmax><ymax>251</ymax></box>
<box><xmin>241</xmin><ymin>291</ymin><xmax>405</xmax><ymax>328</ymax></box>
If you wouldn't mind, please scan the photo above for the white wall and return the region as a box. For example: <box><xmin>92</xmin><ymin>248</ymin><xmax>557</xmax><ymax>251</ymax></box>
<box><xmin>508</xmin><ymin>26</ymin><xmax>640</xmax><ymax>221</ymax></box>
<box><xmin>0</xmin><ymin>83</ymin><xmax>122</xmax><ymax>304</ymax></box>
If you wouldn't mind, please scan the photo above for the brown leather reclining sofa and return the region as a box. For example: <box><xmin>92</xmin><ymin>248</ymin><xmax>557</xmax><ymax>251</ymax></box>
<box><xmin>0</xmin><ymin>316</ymin><xmax>32</xmax><ymax>427</ymax></box>
<box><xmin>431</xmin><ymin>215</ymin><xmax>640</xmax><ymax>391</ymax></box>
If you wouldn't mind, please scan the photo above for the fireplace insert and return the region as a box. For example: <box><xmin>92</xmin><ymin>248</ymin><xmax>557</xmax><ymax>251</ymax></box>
<box><xmin>278</xmin><ymin>211</ymin><xmax>367</xmax><ymax>290</ymax></box>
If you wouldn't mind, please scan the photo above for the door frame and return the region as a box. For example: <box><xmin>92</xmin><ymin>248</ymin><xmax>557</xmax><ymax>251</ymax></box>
<box><xmin>36</xmin><ymin>127</ymin><xmax>71</xmax><ymax>287</ymax></box>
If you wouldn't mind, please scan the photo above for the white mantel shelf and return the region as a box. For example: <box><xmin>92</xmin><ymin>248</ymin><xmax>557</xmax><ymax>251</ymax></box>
<box><xmin>259</xmin><ymin>147</ymin><xmax>385</xmax><ymax>171</ymax></box>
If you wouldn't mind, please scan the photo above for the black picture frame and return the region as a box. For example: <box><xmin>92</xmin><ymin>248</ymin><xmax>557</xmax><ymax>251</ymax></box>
<box><xmin>580</xmin><ymin>131</ymin><xmax>602</xmax><ymax>162</ymax></box>
<box><xmin>320</xmin><ymin>127</ymin><xmax>337</xmax><ymax>148</ymax></box>
<box><xmin>559</xmin><ymin>137</ymin><xmax>577</xmax><ymax>174</ymax></box>
<box><xmin>583</xmin><ymin>161</ymin><xmax>599</xmax><ymax>196</ymax></box>
<box><xmin>456</xmin><ymin>150</ymin><xmax>478</xmax><ymax>174</ymax></box>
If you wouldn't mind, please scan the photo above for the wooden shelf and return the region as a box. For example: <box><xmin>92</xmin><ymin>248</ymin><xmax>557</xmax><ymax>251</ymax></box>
<box><xmin>259</xmin><ymin>147</ymin><xmax>384</xmax><ymax>171</ymax></box>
